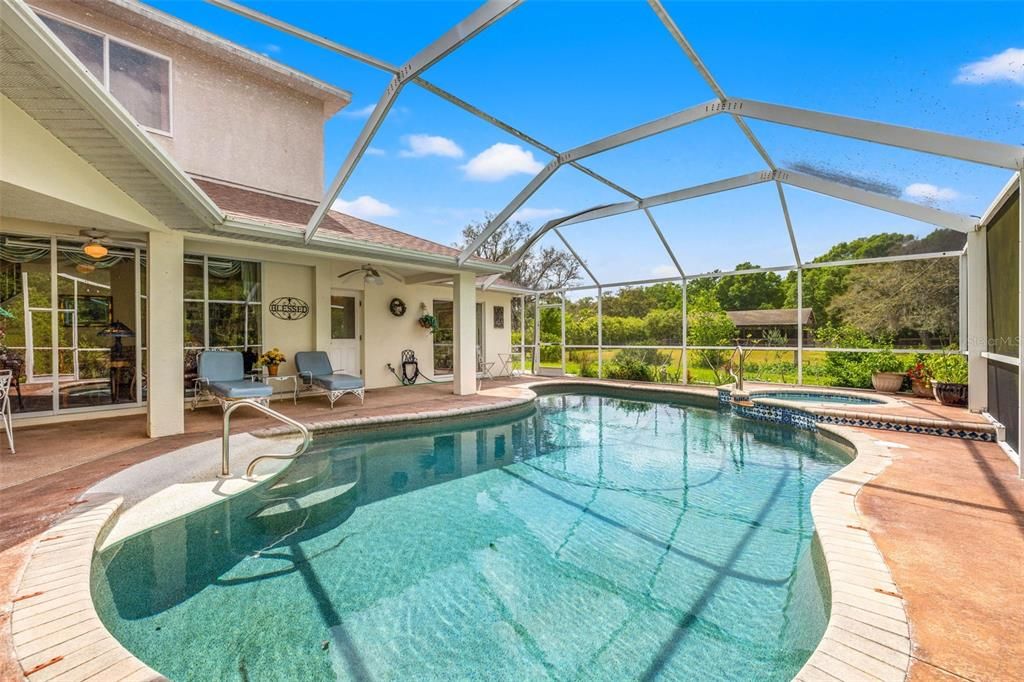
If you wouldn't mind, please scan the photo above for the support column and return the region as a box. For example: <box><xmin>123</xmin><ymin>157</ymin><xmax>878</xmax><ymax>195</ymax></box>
<box><xmin>797</xmin><ymin>268</ymin><xmax>804</xmax><ymax>385</ymax></box>
<box><xmin>452</xmin><ymin>272</ymin><xmax>477</xmax><ymax>396</ymax></box>
<box><xmin>147</xmin><ymin>231</ymin><xmax>184</xmax><ymax>437</ymax></box>
<box><xmin>966</xmin><ymin>227</ymin><xmax>987</xmax><ymax>412</ymax></box>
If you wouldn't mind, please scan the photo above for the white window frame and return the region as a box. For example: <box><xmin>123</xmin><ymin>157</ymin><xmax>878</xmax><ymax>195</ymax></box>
<box><xmin>33</xmin><ymin>8</ymin><xmax>174</xmax><ymax>136</ymax></box>
<box><xmin>183</xmin><ymin>254</ymin><xmax>262</xmax><ymax>353</ymax></box>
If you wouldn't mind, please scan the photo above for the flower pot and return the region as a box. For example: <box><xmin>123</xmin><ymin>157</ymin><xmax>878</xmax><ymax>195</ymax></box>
<box><xmin>268</xmin><ymin>364</ymin><xmax>279</xmax><ymax>377</ymax></box>
<box><xmin>871</xmin><ymin>372</ymin><xmax>904</xmax><ymax>393</ymax></box>
<box><xmin>910</xmin><ymin>379</ymin><xmax>933</xmax><ymax>399</ymax></box>
<box><xmin>933</xmin><ymin>382</ymin><xmax>968</xmax><ymax>407</ymax></box>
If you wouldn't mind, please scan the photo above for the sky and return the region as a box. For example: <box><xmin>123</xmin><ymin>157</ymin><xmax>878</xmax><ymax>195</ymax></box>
<box><xmin>148</xmin><ymin>0</ymin><xmax>1023</xmax><ymax>283</ymax></box>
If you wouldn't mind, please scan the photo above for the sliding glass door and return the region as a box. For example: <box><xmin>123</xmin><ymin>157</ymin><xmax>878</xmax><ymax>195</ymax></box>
<box><xmin>0</xmin><ymin>235</ymin><xmax>145</xmax><ymax>415</ymax></box>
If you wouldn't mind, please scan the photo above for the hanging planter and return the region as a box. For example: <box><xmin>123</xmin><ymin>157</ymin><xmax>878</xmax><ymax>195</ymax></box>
<box><xmin>417</xmin><ymin>313</ymin><xmax>438</xmax><ymax>333</ymax></box>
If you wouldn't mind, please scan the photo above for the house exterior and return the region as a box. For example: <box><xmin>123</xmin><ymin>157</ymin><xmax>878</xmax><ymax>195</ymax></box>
<box><xmin>0</xmin><ymin>0</ymin><xmax>518</xmax><ymax>436</ymax></box>
<box><xmin>725</xmin><ymin>308</ymin><xmax>814</xmax><ymax>345</ymax></box>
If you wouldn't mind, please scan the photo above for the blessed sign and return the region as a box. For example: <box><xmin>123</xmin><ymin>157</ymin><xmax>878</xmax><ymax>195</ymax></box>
<box><xmin>269</xmin><ymin>297</ymin><xmax>309</xmax><ymax>320</ymax></box>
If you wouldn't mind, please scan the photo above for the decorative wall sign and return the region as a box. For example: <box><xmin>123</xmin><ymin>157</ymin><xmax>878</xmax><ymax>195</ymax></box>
<box><xmin>389</xmin><ymin>297</ymin><xmax>407</xmax><ymax>317</ymax></box>
<box><xmin>493</xmin><ymin>305</ymin><xmax>505</xmax><ymax>329</ymax></box>
<box><xmin>269</xmin><ymin>297</ymin><xmax>309</xmax><ymax>320</ymax></box>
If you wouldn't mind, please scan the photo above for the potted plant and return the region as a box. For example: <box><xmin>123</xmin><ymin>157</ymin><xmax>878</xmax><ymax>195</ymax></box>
<box><xmin>256</xmin><ymin>347</ymin><xmax>287</xmax><ymax>376</ymax></box>
<box><xmin>925</xmin><ymin>352</ymin><xmax>968</xmax><ymax>406</ymax></box>
<box><xmin>906</xmin><ymin>360</ymin><xmax>932</xmax><ymax>398</ymax></box>
<box><xmin>869</xmin><ymin>349</ymin><xmax>906</xmax><ymax>393</ymax></box>
<box><xmin>417</xmin><ymin>312</ymin><xmax>438</xmax><ymax>333</ymax></box>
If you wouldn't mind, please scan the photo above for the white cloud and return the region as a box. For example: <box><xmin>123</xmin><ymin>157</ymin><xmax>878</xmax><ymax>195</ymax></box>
<box><xmin>399</xmin><ymin>134</ymin><xmax>464</xmax><ymax>159</ymax></box>
<box><xmin>365</xmin><ymin>147</ymin><xmax>386</xmax><ymax>157</ymax></box>
<box><xmin>341</xmin><ymin>103</ymin><xmax>376</xmax><ymax>119</ymax></box>
<box><xmin>461</xmin><ymin>143</ymin><xmax>545</xmax><ymax>182</ymax></box>
<box><xmin>332</xmin><ymin>195</ymin><xmax>398</xmax><ymax>219</ymax></box>
<box><xmin>511</xmin><ymin>207</ymin><xmax>565</xmax><ymax>222</ymax></box>
<box><xmin>651</xmin><ymin>264</ymin><xmax>680</xmax><ymax>278</ymax></box>
<box><xmin>954</xmin><ymin>47</ymin><xmax>1024</xmax><ymax>85</ymax></box>
<box><xmin>263</xmin><ymin>43</ymin><xmax>282</xmax><ymax>54</ymax></box>
<box><xmin>903</xmin><ymin>183</ymin><xmax>961</xmax><ymax>206</ymax></box>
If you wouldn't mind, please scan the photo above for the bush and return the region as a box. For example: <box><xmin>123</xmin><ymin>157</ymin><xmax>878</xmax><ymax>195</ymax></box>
<box><xmin>926</xmin><ymin>352</ymin><xmax>968</xmax><ymax>384</ymax></box>
<box><xmin>605</xmin><ymin>348</ymin><xmax>670</xmax><ymax>382</ymax></box>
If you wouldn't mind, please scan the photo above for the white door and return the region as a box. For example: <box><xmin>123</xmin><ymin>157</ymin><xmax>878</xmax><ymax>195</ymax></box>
<box><xmin>329</xmin><ymin>290</ymin><xmax>362</xmax><ymax>375</ymax></box>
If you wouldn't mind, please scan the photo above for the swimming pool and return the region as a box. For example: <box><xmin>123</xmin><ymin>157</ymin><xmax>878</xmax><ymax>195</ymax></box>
<box><xmin>751</xmin><ymin>391</ymin><xmax>885</xmax><ymax>405</ymax></box>
<box><xmin>93</xmin><ymin>392</ymin><xmax>849</xmax><ymax>681</ymax></box>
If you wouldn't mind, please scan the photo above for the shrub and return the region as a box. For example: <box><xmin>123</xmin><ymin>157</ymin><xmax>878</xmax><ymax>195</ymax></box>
<box><xmin>605</xmin><ymin>348</ymin><xmax>670</xmax><ymax>382</ymax></box>
<box><xmin>926</xmin><ymin>351</ymin><xmax>968</xmax><ymax>384</ymax></box>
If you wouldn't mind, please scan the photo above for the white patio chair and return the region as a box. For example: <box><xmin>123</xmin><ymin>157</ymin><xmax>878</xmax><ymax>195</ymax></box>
<box><xmin>0</xmin><ymin>370</ymin><xmax>15</xmax><ymax>453</ymax></box>
<box><xmin>477</xmin><ymin>350</ymin><xmax>495</xmax><ymax>381</ymax></box>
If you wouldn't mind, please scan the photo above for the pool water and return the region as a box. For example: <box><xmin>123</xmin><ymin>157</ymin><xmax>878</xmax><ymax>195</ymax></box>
<box><xmin>751</xmin><ymin>391</ymin><xmax>884</xmax><ymax>405</ymax></box>
<box><xmin>94</xmin><ymin>393</ymin><xmax>848</xmax><ymax>681</ymax></box>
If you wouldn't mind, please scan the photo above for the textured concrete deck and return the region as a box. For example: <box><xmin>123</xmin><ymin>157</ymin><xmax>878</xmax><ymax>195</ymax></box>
<box><xmin>855</xmin><ymin>430</ymin><xmax>1023</xmax><ymax>681</ymax></box>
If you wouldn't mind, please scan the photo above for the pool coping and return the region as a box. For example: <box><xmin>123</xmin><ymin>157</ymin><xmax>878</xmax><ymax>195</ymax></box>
<box><xmin>7</xmin><ymin>379</ymin><xmax>908</xmax><ymax>681</ymax></box>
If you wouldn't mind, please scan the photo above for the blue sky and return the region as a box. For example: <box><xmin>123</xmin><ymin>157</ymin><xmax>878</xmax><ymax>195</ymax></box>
<box><xmin>150</xmin><ymin>1</ymin><xmax>1022</xmax><ymax>281</ymax></box>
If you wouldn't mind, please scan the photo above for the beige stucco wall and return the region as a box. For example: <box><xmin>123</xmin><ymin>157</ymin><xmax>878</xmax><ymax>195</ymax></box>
<box><xmin>261</xmin><ymin>261</ymin><xmax>315</xmax><ymax>392</ymax></box>
<box><xmin>31</xmin><ymin>1</ymin><xmax>328</xmax><ymax>200</ymax></box>
<box><xmin>184</xmin><ymin>238</ymin><xmax>513</xmax><ymax>392</ymax></box>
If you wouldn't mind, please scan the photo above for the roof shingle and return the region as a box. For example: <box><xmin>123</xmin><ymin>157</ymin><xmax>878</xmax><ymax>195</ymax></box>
<box><xmin>193</xmin><ymin>178</ymin><xmax>485</xmax><ymax>261</ymax></box>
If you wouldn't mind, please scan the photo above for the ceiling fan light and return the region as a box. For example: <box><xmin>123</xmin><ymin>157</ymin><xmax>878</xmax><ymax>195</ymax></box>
<box><xmin>365</xmin><ymin>273</ymin><xmax>384</xmax><ymax>286</ymax></box>
<box><xmin>83</xmin><ymin>239</ymin><xmax>107</xmax><ymax>259</ymax></box>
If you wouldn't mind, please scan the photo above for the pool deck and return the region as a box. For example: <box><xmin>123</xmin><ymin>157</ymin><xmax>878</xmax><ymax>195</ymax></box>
<box><xmin>1</xmin><ymin>377</ymin><xmax>1020</xmax><ymax>681</ymax></box>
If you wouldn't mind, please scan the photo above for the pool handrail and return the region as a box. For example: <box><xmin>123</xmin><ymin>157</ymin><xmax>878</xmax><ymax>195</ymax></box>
<box><xmin>218</xmin><ymin>398</ymin><xmax>312</xmax><ymax>478</ymax></box>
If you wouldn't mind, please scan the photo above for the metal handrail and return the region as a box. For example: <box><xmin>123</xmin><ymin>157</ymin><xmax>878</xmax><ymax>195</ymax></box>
<box><xmin>219</xmin><ymin>399</ymin><xmax>312</xmax><ymax>479</ymax></box>
<box><xmin>729</xmin><ymin>342</ymin><xmax>745</xmax><ymax>391</ymax></box>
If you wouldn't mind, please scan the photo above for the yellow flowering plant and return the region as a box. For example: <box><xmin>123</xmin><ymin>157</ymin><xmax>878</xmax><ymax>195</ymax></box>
<box><xmin>256</xmin><ymin>347</ymin><xmax>287</xmax><ymax>367</ymax></box>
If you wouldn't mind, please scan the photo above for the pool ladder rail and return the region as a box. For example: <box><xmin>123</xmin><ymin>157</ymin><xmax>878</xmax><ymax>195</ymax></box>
<box><xmin>728</xmin><ymin>342</ymin><xmax>746</xmax><ymax>392</ymax></box>
<box><xmin>219</xmin><ymin>399</ymin><xmax>312</xmax><ymax>479</ymax></box>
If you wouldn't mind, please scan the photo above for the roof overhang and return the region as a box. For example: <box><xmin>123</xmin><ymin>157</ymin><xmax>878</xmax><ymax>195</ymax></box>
<box><xmin>1</xmin><ymin>0</ymin><xmax>225</xmax><ymax>230</ymax></box>
<box><xmin>216</xmin><ymin>217</ymin><xmax>509</xmax><ymax>276</ymax></box>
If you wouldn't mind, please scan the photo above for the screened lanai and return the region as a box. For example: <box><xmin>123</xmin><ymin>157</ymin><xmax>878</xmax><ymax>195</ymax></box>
<box><xmin>167</xmin><ymin>0</ymin><xmax>1020</xmax><ymax>449</ymax></box>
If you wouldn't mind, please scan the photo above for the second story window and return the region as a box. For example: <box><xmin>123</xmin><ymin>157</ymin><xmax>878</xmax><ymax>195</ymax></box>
<box><xmin>37</xmin><ymin>12</ymin><xmax>172</xmax><ymax>135</ymax></box>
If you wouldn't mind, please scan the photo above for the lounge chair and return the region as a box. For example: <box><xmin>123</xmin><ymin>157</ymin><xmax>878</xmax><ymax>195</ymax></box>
<box><xmin>295</xmin><ymin>351</ymin><xmax>364</xmax><ymax>407</ymax></box>
<box><xmin>192</xmin><ymin>350</ymin><xmax>272</xmax><ymax>410</ymax></box>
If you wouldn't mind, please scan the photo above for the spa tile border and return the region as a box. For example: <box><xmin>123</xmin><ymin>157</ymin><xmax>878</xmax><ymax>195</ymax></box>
<box><xmin>9</xmin><ymin>494</ymin><xmax>165</xmax><ymax>681</ymax></box>
<box><xmin>719</xmin><ymin>387</ymin><xmax>997</xmax><ymax>442</ymax></box>
<box><xmin>9</xmin><ymin>378</ymin><xmax>906</xmax><ymax>681</ymax></box>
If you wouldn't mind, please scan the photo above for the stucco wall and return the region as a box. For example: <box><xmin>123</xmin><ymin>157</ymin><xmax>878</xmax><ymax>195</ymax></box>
<box><xmin>184</xmin><ymin>239</ymin><xmax>513</xmax><ymax>392</ymax></box>
<box><xmin>31</xmin><ymin>0</ymin><xmax>327</xmax><ymax>200</ymax></box>
<box><xmin>261</xmin><ymin>261</ymin><xmax>316</xmax><ymax>393</ymax></box>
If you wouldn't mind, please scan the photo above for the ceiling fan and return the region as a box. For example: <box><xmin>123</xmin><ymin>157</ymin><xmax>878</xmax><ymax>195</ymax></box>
<box><xmin>80</xmin><ymin>229</ymin><xmax>112</xmax><ymax>259</ymax></box>
<box><xmin>337</xmin><ymin>264</ymin><xmax>402</xmax><ymax>286</ymax></box>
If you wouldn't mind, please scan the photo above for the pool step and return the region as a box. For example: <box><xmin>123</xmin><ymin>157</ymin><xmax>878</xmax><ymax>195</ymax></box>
<box><xmin>247</xmin><ymin>479</ymin><xmax>359</xmax><ymax>533</ymax></box>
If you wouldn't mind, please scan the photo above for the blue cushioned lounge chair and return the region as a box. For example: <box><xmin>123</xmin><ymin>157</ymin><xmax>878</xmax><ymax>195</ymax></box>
<box><xmin>295</xmin><ymin>351</ymin><xmax>364</xmax><ymax>407</ymax></box>
<box><xmin>193</xmin><ymin>350</ymin><xmax>272</xmax><ymax>410</ymax></box>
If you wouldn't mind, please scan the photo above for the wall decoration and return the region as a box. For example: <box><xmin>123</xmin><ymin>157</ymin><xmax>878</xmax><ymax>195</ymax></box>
<box><xmin>389</xmin><ymin>297</ymin><xmax>407</xmax><ymax>317</ymax></box>
<box><xmin>268</xmin><ymin>297</ymin><xmax>309</xmax><ymax>320</ymax></box>
<box><xmin>493</xmin><ymin>305</ymin><xmax>505</xmax><ymax>329</ymax></box>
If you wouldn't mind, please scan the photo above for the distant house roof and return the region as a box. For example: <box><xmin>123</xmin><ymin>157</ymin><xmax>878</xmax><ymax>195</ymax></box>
<box><xmin>726</xmin><ymin>308</ymin><xmax>814</xmax><ymax>327</ymax></box>
<box><xmin>58</xmin><ymin>0</ymin><xmax>351</xmax><ymax>116</ymax></box>
<box><xmin>193</xmin><ymin>178</ymin><xmax>488</xmax><ymax>263</ymax></box>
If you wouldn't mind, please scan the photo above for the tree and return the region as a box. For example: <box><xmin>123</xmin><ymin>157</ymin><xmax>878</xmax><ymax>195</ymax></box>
<box><xmin>455</xmin><ymin>215</ymin><xmax>580</xmax><ymax>290</ymax></box>
<box><xmin>686</xmin><ymin>289</ymin><xmax>738</xmax><ymax>384</ymax></box>
<box><xmin>827</xmin><ymin>258</ymin><xmax>959</xmax><ymax>347</ymax></box>
<box><xmin>715</xmin><ymin>262</ymin><xmax>785</xmax><ymax>311</ymax></box>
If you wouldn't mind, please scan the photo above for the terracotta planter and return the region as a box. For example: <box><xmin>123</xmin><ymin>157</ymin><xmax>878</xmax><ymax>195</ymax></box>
<box><xmin>268</xmin><ymin>364</ymin><xmax>279</xmax><ymax>377</ymax></box>
<box><xmin>910</xmin><ymin>379</ymin><xmax>933</xmax><ymax>398</ymax></box>
<box><xmin>933</xmin><ymin>382</ymin><xmax>968</xmax><ymax>407</ymax></box>
<box><xmin>871</xmin><ymin>372</ymin><xmax>904</xmax><ymax>393</ymax></box>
